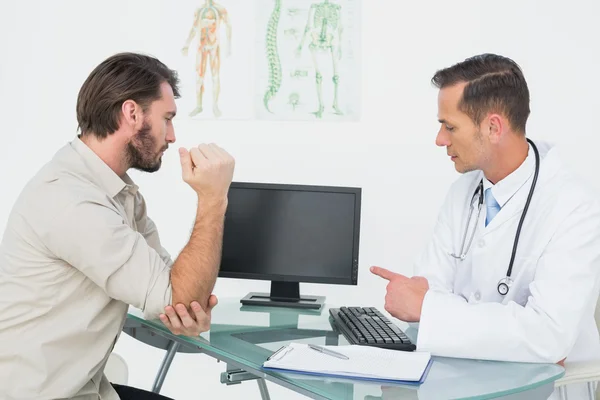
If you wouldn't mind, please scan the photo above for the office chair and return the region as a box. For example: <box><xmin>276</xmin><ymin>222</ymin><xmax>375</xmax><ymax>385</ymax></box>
<box><xmin>554</xmin><ymin>295</ymin><xmax>600</xmax><ymax>400</ymax></box>
<box><xmin>105</xmin><ymin>353</ymin><xmax>129</xmax><ymax>385</ymax></box>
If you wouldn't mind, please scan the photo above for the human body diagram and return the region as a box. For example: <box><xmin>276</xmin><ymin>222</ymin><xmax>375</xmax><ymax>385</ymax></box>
<box><xmin>182</xmin><ymin>0</ymin><xmax>232</xmax><ymax>118</ymax></box>
<box><xmin>296</xmin><ymin>0</ymin><xmax>343</xmax><ymax>118</ymax></box>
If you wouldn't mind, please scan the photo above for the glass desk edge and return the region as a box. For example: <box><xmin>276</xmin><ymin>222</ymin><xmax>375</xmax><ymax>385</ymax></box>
<box><xmin>124</xmin><ymin>308</ymin><xmax>566</xmax><ymax>400</ymax></box>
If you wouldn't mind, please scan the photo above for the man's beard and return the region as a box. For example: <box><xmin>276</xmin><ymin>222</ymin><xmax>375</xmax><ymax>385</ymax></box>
<box><xmin>126</xmin><ymin>120</ymin><xmax>166</xmax><ymax>173</ymax></box>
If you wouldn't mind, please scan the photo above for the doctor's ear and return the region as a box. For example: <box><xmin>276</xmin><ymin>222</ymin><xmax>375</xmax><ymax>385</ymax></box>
<box><xmin>486</xmin><ymin>114</ymin><xmax>504</xmax><ymax>144</ymax></box>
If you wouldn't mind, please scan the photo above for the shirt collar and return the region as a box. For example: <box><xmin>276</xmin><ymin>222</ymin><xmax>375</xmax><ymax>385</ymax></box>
<box><xmin>482</xmin><ymin>142</ymin><xmax>535</xmax><ymax>208</ymax></box>
<box><xmin>70</xmin><ymin>137</ymin><xmax>138</xmax><ymax>198</ymax></box>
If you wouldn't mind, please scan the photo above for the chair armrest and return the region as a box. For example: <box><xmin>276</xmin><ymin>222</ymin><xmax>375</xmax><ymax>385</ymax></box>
<box><xmin>555</xmin><ymin>360</ymin><xmax>600</xmax><ymax>386</ymax></box>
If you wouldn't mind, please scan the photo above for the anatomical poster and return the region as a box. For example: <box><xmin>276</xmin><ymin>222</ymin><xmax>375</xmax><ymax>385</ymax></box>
<box><xmin>176</xmin><ymin>0</ymin><xmax>255</xmax><ymax>120</ymax></box>
<box><xmin>254</xmin><ymin>0</ymin><xmax>362</xmax><ymax>121</ymax></box>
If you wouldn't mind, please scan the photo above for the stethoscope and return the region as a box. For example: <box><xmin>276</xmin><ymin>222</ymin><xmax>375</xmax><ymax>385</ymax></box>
<box><xmin>449</xmin><ymin>138</ymin><xmax>540</xmax><ymax>296</ymax></box>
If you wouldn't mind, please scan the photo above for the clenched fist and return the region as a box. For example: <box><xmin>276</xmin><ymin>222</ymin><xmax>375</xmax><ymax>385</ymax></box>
<box><xmin>179</xmin><ymin>144</ymin><xmax>235</xmax><ymax>202</ymax></box>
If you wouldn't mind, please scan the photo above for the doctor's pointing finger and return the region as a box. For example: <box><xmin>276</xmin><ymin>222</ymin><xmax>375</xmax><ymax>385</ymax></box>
<box><xmin>370</xmin><ymin>266</ymin><xmax>429</xmax><ymax>323</ymax></box>
<box><xmin>370</xmin><ymin>266</ymin><xmax>404</xmax><ymax>281</ymax></box>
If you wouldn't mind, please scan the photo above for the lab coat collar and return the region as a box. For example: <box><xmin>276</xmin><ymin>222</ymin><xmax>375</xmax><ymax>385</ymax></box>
<box><xmin>482</xmin><ymin>142</ymin><xmax>536</xmax><ymax>209</ymax></box>
<box><xmin>478</xmin><ymin>139</ymin><xmax>560</xmax><ymax>234</ymax></box>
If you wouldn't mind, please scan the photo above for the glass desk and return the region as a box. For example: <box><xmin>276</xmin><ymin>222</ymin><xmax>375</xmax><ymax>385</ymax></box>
<box><xmin>123</xmin><ymin>297</ymin><xmax>564</xmax><ymax>400</ymax></box>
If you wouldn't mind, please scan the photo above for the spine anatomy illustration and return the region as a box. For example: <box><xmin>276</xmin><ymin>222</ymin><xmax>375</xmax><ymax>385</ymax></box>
<box><xmin>263</xmin><ymin>0</ymin><xmax>282</xmax><ymax>113</ymax></box>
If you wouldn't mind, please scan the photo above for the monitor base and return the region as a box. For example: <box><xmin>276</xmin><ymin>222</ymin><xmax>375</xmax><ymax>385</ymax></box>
<box><xmin>240</xmin><ymin>292</ymin><xmax>325</xmax><ymax>310</ymax></box>
<box><xmin>240</xmin><ymin>281</ymin><xmax>325</xmax><ymax>310</ymax></box>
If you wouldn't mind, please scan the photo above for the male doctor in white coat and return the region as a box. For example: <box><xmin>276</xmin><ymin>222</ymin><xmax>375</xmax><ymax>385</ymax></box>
<box><xmin>371</xmin><ymin>54</ymin><xmax>600</xmax><ymax>397</ymax></box>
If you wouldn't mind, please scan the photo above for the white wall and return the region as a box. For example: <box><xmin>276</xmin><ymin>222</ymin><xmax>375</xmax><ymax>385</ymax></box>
<box><xmin>1</xmin><ymin>0</ymin><xmax>599</xmax><ymax>398</ymax></box>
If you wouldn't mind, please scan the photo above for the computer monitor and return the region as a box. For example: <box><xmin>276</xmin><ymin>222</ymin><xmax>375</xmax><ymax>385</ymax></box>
<box><xmin>219</xmin><ymin>182</ymin><xmax>361</xmax><ymax>310</ymax></box>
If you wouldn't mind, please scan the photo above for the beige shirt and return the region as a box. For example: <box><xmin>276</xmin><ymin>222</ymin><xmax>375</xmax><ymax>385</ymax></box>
<box><xmin>0</xmin><ymin>138</ymin><xmax>173</xmax><ymax>399</ymax></box>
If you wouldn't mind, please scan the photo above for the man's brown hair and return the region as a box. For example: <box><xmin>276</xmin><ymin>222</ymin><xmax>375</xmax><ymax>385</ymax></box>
<box><xmin>76</xmin><ymin>52</ymin><xmax>180</xmax><ymax>139</ymax></box>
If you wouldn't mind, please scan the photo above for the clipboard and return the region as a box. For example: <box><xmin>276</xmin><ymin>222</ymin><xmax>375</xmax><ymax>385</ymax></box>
<box><xmin>261</xmin><ymin>342</ymin><xmax>433</xmax><ymax>385</ymax></box>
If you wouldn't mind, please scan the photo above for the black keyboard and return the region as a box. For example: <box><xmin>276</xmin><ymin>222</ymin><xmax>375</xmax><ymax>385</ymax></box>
<box><xmin>329</xmin><ymin>306</ymin><xmax>416</xmax><ymax>351</ymax></box>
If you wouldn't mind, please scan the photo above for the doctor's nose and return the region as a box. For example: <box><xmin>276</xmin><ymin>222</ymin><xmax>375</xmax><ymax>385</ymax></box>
<box><xmin>436</xmin><ymin>129</ymin><xmax>451</xmax><ymax>147</ymax></box>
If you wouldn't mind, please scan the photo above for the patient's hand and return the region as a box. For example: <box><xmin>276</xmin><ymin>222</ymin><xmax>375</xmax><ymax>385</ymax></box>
<box><xmin>159</xmin><ymin>294</ymin><xmax>218</xmax><ymax>337</ymax></box>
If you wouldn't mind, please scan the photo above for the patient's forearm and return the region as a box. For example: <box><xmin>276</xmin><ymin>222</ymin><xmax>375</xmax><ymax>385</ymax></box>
<box><xmin>170</xmin><ymin>198</ymin><xmax>226</xmax><ymax>309</ymax></box>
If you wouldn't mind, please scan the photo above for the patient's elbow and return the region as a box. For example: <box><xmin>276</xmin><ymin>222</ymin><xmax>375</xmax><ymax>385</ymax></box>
<box><xmin>142</xmin><ymin>282</ymin><xmax>172</xmax><ymax>321</ymax></box>
<box><xmin>142</xmin><ymin>301</ymin><xmax>166</xmax><ymax>321</ymax></box>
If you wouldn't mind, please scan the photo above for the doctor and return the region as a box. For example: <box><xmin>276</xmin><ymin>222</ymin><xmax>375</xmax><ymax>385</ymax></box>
<box><xmin>371</xmin><ymin>53</ymin><xmax>600</xmax><ymax>366</ymax></box>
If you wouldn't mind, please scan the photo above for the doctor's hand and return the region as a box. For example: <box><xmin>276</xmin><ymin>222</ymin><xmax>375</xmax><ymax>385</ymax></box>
<box><xmin>159</xmin><ymin>294</ymin><xmax>218</xmax><ymax>337</ymax></box>
<box><xmin>370</xmin><ymin>266</ymin><xmax>429</xmax><ymax>323</ymax></box>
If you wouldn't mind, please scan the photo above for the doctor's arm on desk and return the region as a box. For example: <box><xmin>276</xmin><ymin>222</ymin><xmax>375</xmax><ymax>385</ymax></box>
<box><xmin>373</xmin><ymin>201</ymin><xmax>600</xmax><ymax>364</ymax></box>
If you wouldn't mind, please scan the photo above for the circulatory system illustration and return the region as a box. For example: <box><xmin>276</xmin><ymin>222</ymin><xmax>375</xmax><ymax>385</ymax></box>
<box><xmin>182</xmin><ymin>0</ymin><xmax>232</xmax><ymax>118</ymax></box>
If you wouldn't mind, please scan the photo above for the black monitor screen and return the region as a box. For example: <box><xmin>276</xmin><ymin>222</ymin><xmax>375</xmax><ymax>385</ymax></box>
<box><xmin>219</xmin><ymin>182</ymin><xmax>360</xmax><ymax>285</ymax></box>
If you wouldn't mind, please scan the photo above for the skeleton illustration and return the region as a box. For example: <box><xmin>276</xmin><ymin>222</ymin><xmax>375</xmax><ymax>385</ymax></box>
<box><xmin>182</xmin><ymin>0</ymin><xmax>232</xmax><ymax>118</ymax></box>
<box><xmin>288</xmin><ymin>93</ymin><xmax>301</xmax><ymax>111</ymax></box>
<box><xmin>296</xmin><ymin>0</ymin><xmax>343</xmax><ymax>118</ymax></box>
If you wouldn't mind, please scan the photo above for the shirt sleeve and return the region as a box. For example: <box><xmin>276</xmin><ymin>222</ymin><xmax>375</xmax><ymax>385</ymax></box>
<box><xmin>416</xmin><ymin>200</ymin><xmax>600</xmax><ymax>363</ymax></box>
<box><xmin>134</xmin><ymin>192</ymin><xmax>174</xmax><ymax>268</ymax></box>
<box><xmin>40</xmin><ymin>198</ymin><xmax>173</xmax><ymax>321</ymax></box>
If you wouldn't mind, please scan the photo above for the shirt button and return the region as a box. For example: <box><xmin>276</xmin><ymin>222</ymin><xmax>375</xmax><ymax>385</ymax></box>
<box><xmin>478</xmin><ymin>239</ymin><xmax>485</xmax><ymax>248</ymax></box>
<box><xmin>474</xmin><ymin>291</ymin><xmax>481</xmax><ymax>301</ymax></box>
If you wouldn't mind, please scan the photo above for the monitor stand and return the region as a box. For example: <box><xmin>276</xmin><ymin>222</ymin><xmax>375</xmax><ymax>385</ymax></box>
<box><xmin>240</xmin><ymin>281</ymin><xmax>325</xmax><ymax>310</ymax></box>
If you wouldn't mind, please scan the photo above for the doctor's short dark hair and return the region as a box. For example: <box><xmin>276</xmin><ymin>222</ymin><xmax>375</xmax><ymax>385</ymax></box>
<box><xmin>76</xmin><ymin>52</ymin><xmax>181</xmax><ymax>139</ymax></box>
<box><xmin>431</xmin><ymin>53</ymin><xmax>530</xmax><ymax>134</ymax></box>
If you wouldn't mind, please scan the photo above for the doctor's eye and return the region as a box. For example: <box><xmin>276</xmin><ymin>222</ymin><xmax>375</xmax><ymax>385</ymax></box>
<box><xmin>445</xmin><ymin>125</ymin><xmax>455</xmax><ymax>132</ymax></box>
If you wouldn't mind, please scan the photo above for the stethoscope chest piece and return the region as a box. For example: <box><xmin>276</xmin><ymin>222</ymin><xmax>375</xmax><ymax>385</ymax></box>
<box><xmin>497</xmin><ymin>277</ymin><xmax>513</xmax><ymax>296</ymax></box>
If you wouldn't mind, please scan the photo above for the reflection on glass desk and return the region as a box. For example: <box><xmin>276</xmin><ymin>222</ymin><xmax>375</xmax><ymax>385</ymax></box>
<box><xmin>123</xmin><ymin>298</ymin><xmax>564</xmax><ymax>400</ymax></box>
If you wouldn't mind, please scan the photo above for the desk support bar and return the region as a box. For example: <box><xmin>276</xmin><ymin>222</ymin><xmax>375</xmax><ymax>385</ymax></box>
<box><xmin>152</xmin><ymin>340</ymin><xmax>180</xmax><ymax>393</ymax></box>
<box><xmin>257</xmin><ymin>379</ymin><xmax>271</xmax><ymax>400</ymax></box>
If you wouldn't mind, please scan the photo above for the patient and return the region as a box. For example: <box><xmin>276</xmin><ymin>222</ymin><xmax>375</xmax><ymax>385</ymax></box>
<box><xmin>0</xmin><ymin>52</ymin><xmax>234</xmax><ymax>400</ymax></box>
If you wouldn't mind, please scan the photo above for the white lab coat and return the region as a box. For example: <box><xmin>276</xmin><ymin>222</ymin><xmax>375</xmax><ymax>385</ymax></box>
<box><xmin>414</xmin><ymin>140</ymin><xmax>600</xmax><ymax>366</ymax></box>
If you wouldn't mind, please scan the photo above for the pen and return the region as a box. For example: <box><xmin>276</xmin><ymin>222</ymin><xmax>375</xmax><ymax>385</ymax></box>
<box><xmin>308</xmin><ymin>344</ymin><xmax>349</xmax><ymax>360</ymax></box>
